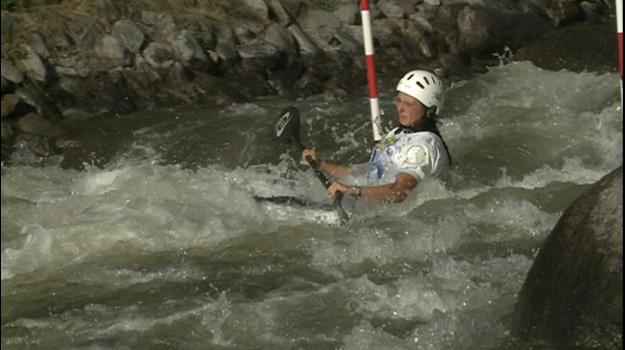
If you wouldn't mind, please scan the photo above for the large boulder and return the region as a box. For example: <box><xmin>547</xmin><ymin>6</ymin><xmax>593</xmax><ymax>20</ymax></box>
<box><xmin>513</xmin><ymin>166</ymin><xmax>623</xmax><ymax>348</ymax></box>
<box><xmin>515</xmin><ymin>22</ymin><xmax>620</xmax><ymax>74</ymax></box>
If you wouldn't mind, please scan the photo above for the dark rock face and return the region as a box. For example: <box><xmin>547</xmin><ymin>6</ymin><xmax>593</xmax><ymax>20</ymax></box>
<box><xmin>515</xmin><ymin>22</ymin><xmax>620</xmax><ymax>73</ymax></box>
<box><xmin>0</xmin><ymin>0</ymin><xmax>618</xmax><ymax>161</ymax></box>
<box><xmin>513</xmin><ymin>166</ymin><xmax>623</xmax><ymax>348</ymax></box>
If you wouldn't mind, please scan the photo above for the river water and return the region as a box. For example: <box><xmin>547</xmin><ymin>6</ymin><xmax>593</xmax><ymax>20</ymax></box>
<box><xmin>1</xmin><ymin>62</ymin><xmax>622</xmax><ymax>349</ymax></box>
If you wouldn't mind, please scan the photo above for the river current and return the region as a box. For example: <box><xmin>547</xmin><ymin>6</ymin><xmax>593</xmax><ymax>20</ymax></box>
<box><xmin>1</xmin><ymin>62</ymin><xmax>622</xmax><ymax>349</ymax></box>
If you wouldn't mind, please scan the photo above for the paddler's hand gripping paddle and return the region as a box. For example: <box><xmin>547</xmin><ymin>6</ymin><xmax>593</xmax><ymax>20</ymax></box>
<box><xmin>272</xmin><ymin>107</ymin><xmax>350</xmax><ymax>223</ymax></box>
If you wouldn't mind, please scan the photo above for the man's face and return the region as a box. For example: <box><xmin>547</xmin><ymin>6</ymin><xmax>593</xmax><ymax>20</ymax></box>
<box><xmin>396</xmin><ymin>92</ymin><xmax>427</xmax><ymax>127</ymax></box>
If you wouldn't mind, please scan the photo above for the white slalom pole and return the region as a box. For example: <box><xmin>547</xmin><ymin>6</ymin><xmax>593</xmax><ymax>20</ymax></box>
<box><xmin>360</xmin><ymin>0</ymin><xmax>383</xmax><ymax>141</ymax></box>
<box><xmin>617</xmin><ymin>0</ymin><xmax>623</xmax><ymax>108</ymax></box>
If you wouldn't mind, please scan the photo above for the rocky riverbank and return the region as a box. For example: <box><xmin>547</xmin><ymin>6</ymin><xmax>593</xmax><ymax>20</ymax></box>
<box><xmin>0</xmin><ymin>0</ymin><xmax>619</xmax><ymax>163</ymax></box>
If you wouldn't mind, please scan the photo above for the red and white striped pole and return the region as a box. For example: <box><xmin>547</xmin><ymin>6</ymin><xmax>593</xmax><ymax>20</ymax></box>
<box><xmin>617</xmin><ymin>0</ymin><xmax>623</xmax><ymax>107</ymax></box>
<box><xmin>360</xmin><ymin>0</ymin><xmax>383</xmax><ymax>141</ymax></box>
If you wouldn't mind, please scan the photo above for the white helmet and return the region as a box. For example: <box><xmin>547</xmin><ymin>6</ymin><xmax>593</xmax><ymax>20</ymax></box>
<box><xmin>396</xmin><ymin>70</ymin><xmax>444</xmax><ymax>115</ymax></box>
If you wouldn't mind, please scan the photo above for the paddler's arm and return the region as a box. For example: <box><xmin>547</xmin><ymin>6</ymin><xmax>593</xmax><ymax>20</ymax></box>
<box><xmin>328</xmin><ymin>173</ymin><xmax>417</xmax><ymax>203</ymax></box>
<box><xmin>300</xmin><ymin>148</ymin><xmax>351</xmax><ymax>180</ymax></box>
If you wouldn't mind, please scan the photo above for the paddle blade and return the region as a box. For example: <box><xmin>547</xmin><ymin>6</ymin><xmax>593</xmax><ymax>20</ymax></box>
<box><xmin>272</xmin><ymin>106</ymin><xmax>301</xmax><ymax>144</ymax></box>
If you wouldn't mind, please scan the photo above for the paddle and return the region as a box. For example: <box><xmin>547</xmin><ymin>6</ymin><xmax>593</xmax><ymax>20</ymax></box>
<box><xmin>271</xmin><ymin>106</ymin><xmax>350</xmax><ymax>222</ymax></box>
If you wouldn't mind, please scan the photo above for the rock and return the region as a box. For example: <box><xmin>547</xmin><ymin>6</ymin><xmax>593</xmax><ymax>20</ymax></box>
<box><xmin>518</xmin><ymin>0</ymin><xmax>550</xmax><ymax>17</ymax></box>
<box><xmin>513</xmin><ymin>166</ymin><xmax>623</xmax><ymax>349</ymax></box>
<box><xmin>14</xmin><ymin>133</ymin><xmax>53</xmax><ymax>157</ymax></box>
<box><xmin>287</xmin><ymin>24</ymin><xmax>320</xmax><ymax>56</ymax></box>
<box><xmin>547</xmin><ymin>0</ymin><xmax>583</xmax><ymax>27</ymax></box>
<box><xmin>241</xmin><ymin>0</ymin><xmax>269</xmax><ymax>20</ymax></box>
<box><xmin>168</xmin><ymin>30</ymin><xmax>210</xmax><ymax>70</ymax></box>
<box><xmin>140</xmin><ymin>11</ymin><xmax>177</xmax><ymax>40</ymax></box>
<box><xmin>95</xmin><ymin>35</ymin><xmax>128</xmax><ymax>61</ymax></box>
<box><xmin>333</xmin><ymin>3</ymin><xmax>360</xmax><ymax>25</ymax></box>
<box><xmin>143</xmin><ymin>42</ymin><xmax>176</xmax><ymax>69</ymax></box>
<box><xmin>231</xmin><ymin>20</ymin><xmax>265</xmax><ymax>45</ymax></box>
<box><xmin>69</xmin><ymin>19</ymin><xmax>104</xmax><ymax>49</ymax></box>
<box><xmin>15</xmin><ymin>85</ymin><xmax>63</xmax><ymax>121</ymax></box>
<box><xmin>1</xmin><ymin>11</ymin><xmax>17</xmax><ymax>36</ymax></box>
<box><xmin>112</xmin><ymin>19</ymin><xmax>145</xmax><ymax>53</ymax></box>
<box><xmin>238</xmin><ymin>41</ymin><xmax>285</xmax><ymax>72</ymax></box>
<box><xmin>18</xmin><ymin>45</ymin><xmax>49</xmax><ymax>83</ymax></box>
<box><xmin>373</xmin><ymin>19</ymin><xmax>402</xmax><ymax>47</ymax></box>
<box><xmin>15</xmin><ymin>113</ymin><xmax>65</xmax><ymax>138</ymax></box>
<box><xmin>1</xmin><ymin>76</ymin><xmax>14</xmax><ymax>94</ymax></box>
<box><xmin>409</xmin><ymin>14</ymin><xmax>434</xmax><ymax>33</ymax></box>
<box><xmin>299</xmin><ymin>9</ymin><xmax>342</xmax><ymax>51</ymax></box>
<box><xmin>97</xmin><ymin>0</ymin><xmax>120</xmax><ymax>23</ymax></box>
<box><xmin>1</xmin><ymin>59</ymin><xmax>24</xmax><ymax>84</ymax></box>
<box><xmin>515</xmin><ymin>23</ymin><xmax>619</xmax><ymax>73</ymax></box>
<box><xmin>264</xmin><ymin>23</ymin><xmax>297</xmax><ymax>56</ymax></box>
<box><xmin>266</xmin><ymin>0</ymin><xmax>293</xmax><ymax>25</ymax></box>
<box><xmin>31</xmin><ymin>32</ymin><xmax>50</xmax><ymax>60</ymax></box>
<box><xmin>1</xmin><ymin>121</ymin><xmax>14</xmax><ymax>141</ymax></box>
<box><xmin>49</xmin><ymin>31</ymin><xmax>74</xmax><ymax>50</ymax></box>
<box><xmin>1</xmin><ymin>94</ymin><xmax>21</xmax><ymax>118</ymax></box>
<box><xmin>216</xmin><ymin>41</ymin><xmax>240</xmax><ymax>65</ymax></box>
<box><xmin>456</xmin><ymin>6</ymin><xmax>495</xmax><ymax>54</ymax></box>
<box><xmin>378</xmin><ymin>0</ymin><xmax>407</xmax><ymax>19</ymax></box>
<box><xmin>62</xmin><ymin>108</ymin><xmax>95</xmax><ymax>121</ymax></box>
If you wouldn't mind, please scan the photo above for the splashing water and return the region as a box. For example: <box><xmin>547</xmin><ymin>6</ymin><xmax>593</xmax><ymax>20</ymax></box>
<box><xmin>1</xmin><ymin>62</ymin><xmax>622</xmax><ymax>349</ymax></box>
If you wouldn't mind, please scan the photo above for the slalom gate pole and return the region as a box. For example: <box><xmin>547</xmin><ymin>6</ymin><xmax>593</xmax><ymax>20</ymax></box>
<box><xmin>617</xmin><ymin>0</ymin><xmax>623</xmax><ymax>108</ymax></box>
<box><xmin>360</xmin><ymin>0</ymin><xmax>383</xmax><ymax>141</ymax></box>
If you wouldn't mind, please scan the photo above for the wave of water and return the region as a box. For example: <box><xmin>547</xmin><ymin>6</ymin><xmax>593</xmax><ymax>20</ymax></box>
<box><xmin>1</xmin><ymin>62</ymin><xmax>622</xmax><ymax>349</ymax></box>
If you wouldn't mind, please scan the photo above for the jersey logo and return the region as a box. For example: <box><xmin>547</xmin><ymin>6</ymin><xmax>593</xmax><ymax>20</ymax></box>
<box><xmin>403</xmin><ymin>145</ymin><xmax>429</xmax><ymax>167</ymax></box>
<box><xmin>376</xmin><ymin>135</ymin><xmax>398</xmax><ymax>149</ymax></box>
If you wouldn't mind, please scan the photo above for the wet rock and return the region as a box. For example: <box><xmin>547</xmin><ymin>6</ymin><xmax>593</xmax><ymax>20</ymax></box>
<box><xmin>15</xmin><ymin>113</ymin><xmax>65</xmax><ymax>138</ymax></box>
<box><xmin>513</xmin><ymin>166</ymin><xmax>623</xmax><ymax>349</ymax></box>
<box><xmin>14</xmin><ymin>132</ymin><xmax>53</xmax><ymax>157</ymax></box>
<box><xmin>1</xmin><ymin>60</ymin><xmax>24</xmax><ymax>84</ymax></box>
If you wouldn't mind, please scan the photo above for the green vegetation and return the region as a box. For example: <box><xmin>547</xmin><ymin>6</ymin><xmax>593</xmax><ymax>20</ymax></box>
<box><xmin>1</xmin><ymin>0</ymin><xmax>64</xmax><ymax>11</ymax></box>
<box><xmin>308</xmin><ymin>0</ymin><xmax>343</xmax><ymax>11</ymax></box>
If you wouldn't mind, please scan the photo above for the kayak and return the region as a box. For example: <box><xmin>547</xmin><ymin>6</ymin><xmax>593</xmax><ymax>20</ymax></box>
<box><xmin>253</xmin><ymin>195</ymin><xmax>344</xmax><ymax>225</ymax></box>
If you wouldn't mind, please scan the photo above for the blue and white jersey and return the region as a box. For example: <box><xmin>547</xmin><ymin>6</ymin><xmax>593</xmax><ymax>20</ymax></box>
<box><xmin>347</xmin><ymin>128</ymin><xmax>449</xmax><ymax>186</ymax></box>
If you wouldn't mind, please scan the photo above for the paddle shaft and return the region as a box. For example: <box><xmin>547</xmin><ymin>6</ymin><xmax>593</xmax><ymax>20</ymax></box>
<box><xmin>291</xmin><ymin>136</ymin><xmax>349</xmax><ymax>221</ymax></box>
